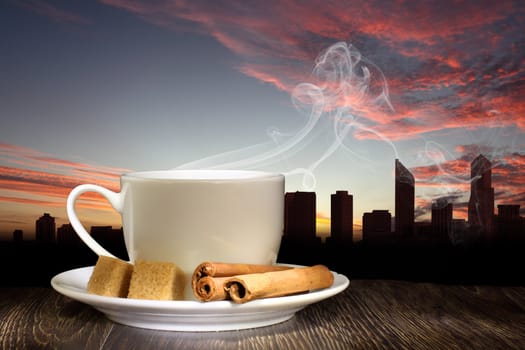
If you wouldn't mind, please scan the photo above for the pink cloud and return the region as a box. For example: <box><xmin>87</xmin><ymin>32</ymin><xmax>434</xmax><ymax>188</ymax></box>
<box><xmin>11</xmin><ymin>2</ymin><xmax>521</xmax><ymax>222</ymax></box>
<box><xmin>409</xmin><ymin>149</ymin><xmax>525</xmax><ymax>218</ymax></box>
<box><xmin>98</xmin><ymin>1</ymin><xmax>524</xmax><ymax>144</ymax></box>
<box><xmin>17</xmin><ymin>0</ymin><xmax>91</xmax><ymax>24</ymax></box>
<box><xmin>0</xmin><ymin>143</ymin><xmax>128</xmax><ymax>187</ymax></box>
<box><xmin>0</xmin><ymin>144</ymin><xmax>127</xmax><ymax>217</ymax></box>
<box><xmin>238</xmin><ymin>64</ymin><xmax>298</xmax><ymax>92</ymax></box>
<box><xmin>0</xmin><ymin>195</ymin><xmax>62</xmax><ymax>207</ymax></box>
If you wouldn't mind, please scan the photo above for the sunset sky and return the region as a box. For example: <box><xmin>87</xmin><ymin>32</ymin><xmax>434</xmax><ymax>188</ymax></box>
<box><xmin>1</xmin><ymin>0</ymin><xmax>524</xmax><ymax>240</ymax></box>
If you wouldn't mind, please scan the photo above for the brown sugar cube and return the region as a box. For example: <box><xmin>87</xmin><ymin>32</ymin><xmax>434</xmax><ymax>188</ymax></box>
<box><xmin>87</xmin><ymin>255</ymin><xmax>133</xmax><ymax>298</ymax></box>
<box><xmin>127</xmin><ymin>260</ymin><xmax>186</xmax><ymax>300</ymax></box>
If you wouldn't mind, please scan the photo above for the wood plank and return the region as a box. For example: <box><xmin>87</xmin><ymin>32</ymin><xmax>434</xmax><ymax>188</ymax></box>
<box><xmin>0</xmin><ymin>288</ymin><xmax>112</xmax><ymax>349</ymax></box>
<box><xmin>1</xmin><ymin>281</ymin><xmax>525</xmax><ymax>349</ymax></box>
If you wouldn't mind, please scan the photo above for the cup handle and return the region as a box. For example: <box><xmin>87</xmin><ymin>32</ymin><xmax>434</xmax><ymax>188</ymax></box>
<box><xmin>66</xmin><ymin>184</ymin><xmax>123</xmax><ymax>259</ymax></box>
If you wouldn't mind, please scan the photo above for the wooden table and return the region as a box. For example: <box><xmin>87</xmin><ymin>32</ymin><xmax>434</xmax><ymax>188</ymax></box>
<box><xmin>1</xmin><ymin>280</ymin><xmax>524</xmax><ymax>349</ymax></box>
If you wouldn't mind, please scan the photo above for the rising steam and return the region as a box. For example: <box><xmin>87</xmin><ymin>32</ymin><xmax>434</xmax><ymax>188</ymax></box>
<box><xmin>177</xmin><ymin>42</ymin><xmax>396</xmax><ymax>190</ymax></box>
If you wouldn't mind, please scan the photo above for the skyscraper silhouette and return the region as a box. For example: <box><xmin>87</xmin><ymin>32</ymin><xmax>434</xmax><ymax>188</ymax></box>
<box><xmin>468</xmin><ymin>154</ymin><xmax>494</xmax><ymax>237</ymax></box>
<box><xmin>13</xmin><ymin>229</ymin><xmax>23</xmax><ymax>243</ymax></box>
<box><xmin>431</xmin><ymin>199</ymin><xmax>453</xmax><ymax>241</ymax></box>
<box><xmin>330</xmin><ymin>190</ymin><xmax>353</xmax><ymax>242</ymax></box>
<box><xmin>362</xmin><ymin>210</ymin><xmax>392</xmax><ymax>242</ymax></box>
<box><xmin>284</xmin><ymin>191</ymin><xmax>316</xmax><ymax>239</ymax></box>
<box><xmin>496</xmin><ymin>204</ymin><xmax>521</xmax><ymax>240</ymax></box>
<box><xmin>36</xmin><ymin>213</ymin><xmax>56</xmax><ymax>243</ymax></box>
<box><xmin>395</xmin><ymin>159</ymin><xmax>415</xmax><ymax>236</ymax></box>
<box><xmin>57</xmin><ymin>223</ymin><xmax>80</xmax><ymax>246</ymax></box>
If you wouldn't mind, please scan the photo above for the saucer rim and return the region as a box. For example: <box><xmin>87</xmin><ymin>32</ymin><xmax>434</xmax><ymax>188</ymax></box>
<box><xmin>51</xmin><ymin>264</ymin><xmax>350</xmax><ymax>331</ymax></box>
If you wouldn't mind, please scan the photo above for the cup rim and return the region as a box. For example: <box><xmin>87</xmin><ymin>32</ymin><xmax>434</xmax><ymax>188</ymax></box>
<box><xmin>121</xmin><ymin>169</ymin><xmax>284</xmax><ymax>182</ymax></box>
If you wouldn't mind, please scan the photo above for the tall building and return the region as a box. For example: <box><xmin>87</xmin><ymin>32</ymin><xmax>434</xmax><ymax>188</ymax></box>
<box><xmin>57</xmin><ymin>223</ymin><xmax>81</xmax><ymax>246</ymax></box>
<box><xmin>330</xmin><ymin>190</ymin><xmax>353</xmax><ymax>242</ymax></box>
<box><xmin>362</xmin><ymin>210</ymin><xmax>392</xmax><ymax>242</ymax></box>
<box><xmin>91</xmin><ymin>226</ymin><xmax>125</xmax><ymax>245</ymax></box>
<box><xmin>468</xmin><ymin>154</ymin><xmax>494</xmax><ymax>237</ymax></box>
<box><xmin>13</xmin><ymin>229</ymin><xmax>23</xmax><ymax>243</ymax></box>
<box><xmin>36</xmin><ymin>213</ymin><xmax>56</xmax><ymax>243</ymax></box>
<box><xmin>91</xmin><ymin>226</ymin><xmax>128</xmax><ymax>260</ymax></box>
<box><xmin>284</xmin><ymin>191</ymin><xmax>316</xmax><ymax>239</ymax></box>
<box><xmin>496</xmin><ymin>204</ymin><xmax>521</xmax><ymax>238</ymax></box>
<box><xmin>395</xmin><ymin>159</ymin><xmax>415</xmax><ymax>236</ymax></box>
<box><xmin>497</xmin><ymin>205</ymin><xmax>520</xmax><ymax>221</ymax></box>
<box><xmin>431</xmin><ymin>200</ymin><xmax>453</xmax><ymax>241</ymax></box>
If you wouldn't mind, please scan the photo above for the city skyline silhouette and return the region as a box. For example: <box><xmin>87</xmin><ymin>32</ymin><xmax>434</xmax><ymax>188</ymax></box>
<box><xmin>5</xmin><ymin>155</ymin><xmax>523</xmax><ymax>243</ymax></box>
<box><xmin>1</xmin><ymin>154</ymin><xmax>523</xmax><ymax>288</ymax></box>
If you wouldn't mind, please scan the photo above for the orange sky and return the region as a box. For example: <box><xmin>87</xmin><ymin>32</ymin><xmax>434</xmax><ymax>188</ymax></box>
<box><xmin>1</xmin><ymin>141</ymin><xmax>523</xmax><ymax>239</ymax></box>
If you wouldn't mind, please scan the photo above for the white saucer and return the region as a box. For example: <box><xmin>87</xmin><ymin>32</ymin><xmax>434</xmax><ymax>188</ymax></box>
<box><xmin>51</xmin><ymin>265</ymin><xmax>349</xmax><ymax>332</ymax></box>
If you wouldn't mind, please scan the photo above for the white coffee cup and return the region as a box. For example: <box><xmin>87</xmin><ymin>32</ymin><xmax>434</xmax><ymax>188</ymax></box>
<box><xmin>66</xmin><ymin>169</ymin><xmax>285</xmax><ymax>300</ymax></box>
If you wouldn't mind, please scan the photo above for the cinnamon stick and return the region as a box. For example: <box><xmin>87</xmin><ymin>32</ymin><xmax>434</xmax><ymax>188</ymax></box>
<box><xmin>192</xmin><ymin>261</ymin><xmax>291</xmax><ymax>300</ymax></box>
<box><xmin>194</xmin><ymin>276</ymin><xmax>229</xmax><ymax>302</ymax></box>
<box><xmin>225</xmin><ymin>265</ymin><xmax>334</xmax><ymax>303</ymax></box>
<box><xmin>192</xmin><ymin>262</ymin><xmax>334</xmax><ymax>303</ymax></box>
<box><xmin>193</xmin><ymin>261</ymin><xmax>291</xmax><ymax>280</ymax></box>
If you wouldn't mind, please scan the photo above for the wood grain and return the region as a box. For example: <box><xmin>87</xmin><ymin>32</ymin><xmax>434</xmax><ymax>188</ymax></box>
<box><xmin>1</xmin><ymin>280</ymin><xmax>524</xmax><ymax>349</ymax></box>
